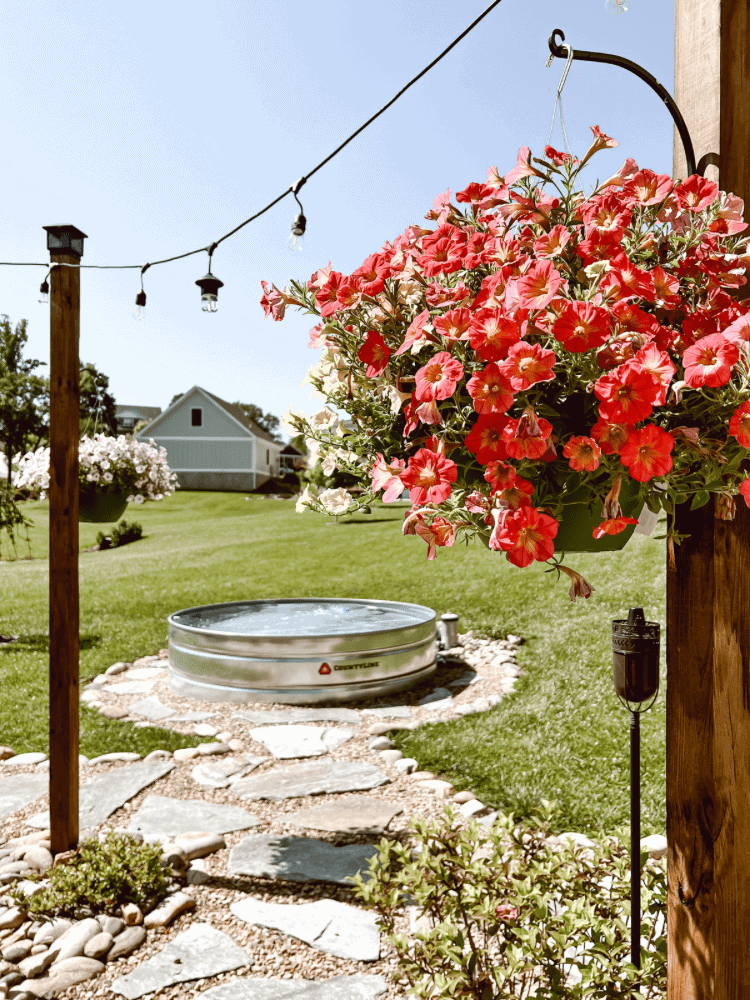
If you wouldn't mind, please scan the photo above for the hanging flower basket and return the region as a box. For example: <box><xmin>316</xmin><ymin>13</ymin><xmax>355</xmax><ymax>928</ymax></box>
<box><xmin>263</xmin><ymin>125</ymin><xmax>750</xmax><ymax>600</ymax></box>
<box><xmin>78</xmin><ymin>489</ymin><xmax>129</xmax><ymax>524</ymax></box>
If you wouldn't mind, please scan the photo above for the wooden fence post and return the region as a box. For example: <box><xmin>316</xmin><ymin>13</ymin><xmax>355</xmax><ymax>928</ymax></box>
<box><xmin>45</xmin><ymin>225</ymin><xmax>87</xmax><ymax>856</ymax></box>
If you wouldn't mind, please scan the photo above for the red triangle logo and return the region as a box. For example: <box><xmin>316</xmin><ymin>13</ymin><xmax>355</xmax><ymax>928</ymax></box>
<box><xmin>319</xmin><ymin>663</ymin><xmax>331</xmax><ymax>675</ymax></box>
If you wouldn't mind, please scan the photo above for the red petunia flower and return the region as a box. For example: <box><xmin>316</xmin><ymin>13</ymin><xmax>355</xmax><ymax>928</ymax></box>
<box><xmin>352</xmin><ymin>253</ymin><xmax>390</xmax><ymax>297</ymax></box>
<box><xmin>619</xmin><ymin>424</ymin><xmax>675</xmax><ymax>482</ymax></box>
<box><xmin>503</xmin><ymin>407</ymin><xmax>553</xmax><ymax>460</ymax></box>
<box><xmin>358</xmin><ymin>331</ymin><xmax>391</xmax><ymax>377</ymax></box>
<box><xmin>315</xmin><ymin>271</ymin><xmax>345</xmax><ymax>317</ymax></box>
<box><xmin>414</xmin><ymin>351</ymin><xmax>465</xmax><ymax>402</ymax></box>
<box><xmin>633</xmin><ymin>344</ymin><xmax>676</xmax><ymax>405</ymax></box>
<box><xmin>433</xmin><ymin>308</ymin><xmax>472</xmax><ymax>341</ymax></box>
<box><xmin>729</xmin><ymin>401</ymin><xmax>750</xmax><ymax>448</ymax></box>
<box><xmin>484</xmin><ymin>461</ymin><xmax>517</xmax><ymax>492</ymax></box>
<box><xmin>592</xmin><ymin>516</ymin><xmax>639</xmax><ymax>539</ymax></box>
<box><xmin>466</xmin><ymin>363</ymin><xmax>515</xmax><ymax>415</ymax></box>
<box><xmin>497</xmin><ymin>341</ymin><xmax>556</xmax><ymax>391</ymax></box>
<box><xmin>722</xmin><ymin>313</ymin><xmax>750</xmax><ymax>347</ymax></box>
<box><xmin>468</xmin><ymin>309</ymin><xmax>522</xmax><ymax>361</ymax></box>
<box><xmin>651</xmin><ymin>266</ymin><xmax>681</xmax><ymax>307</ymax></box>
<box><xmin>590</xmin><ymin>419</ymin><xmax>634</xmax><ymax>455</ymax></box>
<box><xmin>400</xmin><ymin>448</ymin><xmax>458</xmax><ymax>504</ymax></box>
<box><xmin>682</xmin><ymin>333</ymin><xmax>739</xmax><ymax>388</ymax></box>
<box><xmin>533</xmin><ymin>224</ymin><xmax>572</xmax><ymax>259</ymax></box>
<box><xmin>495</xmin><ymin>477</ymin><xmax>534</xmax><ymax>510</ymax></box>
<box><xmin>740</xmin><ymin>479</ymin><xmax>750</xmax><ymax>508</ymax></box>
<box><xmin>595</xmin><ymin>361</ymin><xmax>660</xmax><ymax>423</ymax></box>
<box><xmin>491</xmin><ymin>506</ymin><xmax>558</xmax><ymax>567</ymax></box>
<box><xmin>623</xmin><ymin>169</ymin><xmax>673</xmax><ymax>206</ymax></box>
<box><xmin>464</xmin><ymin>414</ymin><xmax>510</xmax><ymax>464</ymax></box>
<box><xmin>515</xmin><ymin>260</ymin><xmax>563</xmax><ymax>311</ymax></box>
<box><xmin>563</xmin><ymin>436</ymin><xmax>602</xmax><ymax>472</ymax></box>
<box><xmin>395</xmin><ymin>309</ymin><xmax>432</xmax><ymax>357</ymax></box>
<box><xmin>553</xmin><ymin>301</ymin><xmax>611</xmax><ymax>353</ymax></box>
<box><xmin>576</xmin><ymin>230</ymin><xmax>622</xmax><ymax>265</ymax></box>
<box><xmin>581</xmin><ymin>192</ymin><xmax>632</xmax><ymax>239</ymax></box>
<box><xmin>675</xmin><ymin>175</ymin><xmax>719</xmax><ymax>212</ymax></box>
<box><xmin>544</xmin><ymin>145</ymin><xmax>574</xmax><ymax>166</ymax></box>
<box><xmin>411</xmin><ymin>515</ymin><xmax>456</xmax><ymax>560</ymax></box>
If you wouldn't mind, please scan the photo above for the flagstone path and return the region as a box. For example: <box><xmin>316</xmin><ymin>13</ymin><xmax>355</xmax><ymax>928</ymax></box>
<box><xmin>0</xmin><ymin>630</ymin><xmax>525</xmax><ymax>999</ymax></box>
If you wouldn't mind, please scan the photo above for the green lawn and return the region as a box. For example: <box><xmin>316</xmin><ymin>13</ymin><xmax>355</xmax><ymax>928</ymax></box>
<box><xmin>0</xmin><ymin>491</ymin><xmax>666</xmax><ymax>836</ymax></box>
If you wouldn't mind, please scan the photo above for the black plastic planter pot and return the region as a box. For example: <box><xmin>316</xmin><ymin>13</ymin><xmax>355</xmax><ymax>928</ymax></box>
<box><xmin>554</xmin><ymin>479</ymin><xmax>643</xmax><ymax>554</ymax></box>
<box><xmin>79</xmin><ymin>490</ymin><xmax>129</xmax><ymax>524</ymax></box>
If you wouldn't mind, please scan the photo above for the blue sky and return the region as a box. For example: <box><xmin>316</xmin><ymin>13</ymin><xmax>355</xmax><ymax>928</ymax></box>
<box><xmin>1</xmin><ymin>0</ymin><xmax>675</xmax><ymax>433</ymax></box>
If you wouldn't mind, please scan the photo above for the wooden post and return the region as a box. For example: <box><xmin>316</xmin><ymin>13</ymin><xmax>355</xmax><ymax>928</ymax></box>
<box><xmin>46</xmin><ymin>225</ymin><xmax>87</xmax><ymax>856</ymax></box>
<box><xmin>668</xmin><ymin>3</ymin><xmax>750</xmax><ymax>996</ymax></box>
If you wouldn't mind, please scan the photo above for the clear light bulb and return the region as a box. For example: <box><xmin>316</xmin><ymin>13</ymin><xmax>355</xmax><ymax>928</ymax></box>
<box><xmin>201</xmin><ymin>292</ymin><xmax>218</xmax><ymax>313</ymax></box>
<box><xmin>135</xmin><ymin>305</ymin><xmax>145</xmax><ymax>320</ymax></box>
<box><xmin>134</xmin><ymin>290</ymin><xmax>147</xmax><ymax>320</ymax></box>
<box><xmin>286</xmin><ymin>231</ymin><xmax>304</xmax><ymax>252</ymax></box>
<box><xmin>39</xmin><ymin>280</ymin><xmax>49</xmax><ymax>304</ymax></box>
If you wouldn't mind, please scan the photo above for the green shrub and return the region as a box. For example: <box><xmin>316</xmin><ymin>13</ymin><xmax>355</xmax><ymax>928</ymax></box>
<box><xmin>10</xmin><ymin>830</ymin><xmax>169</xmax><ymax>917</ymax></box>
<box><xmin>352</xmin><ymin>804</ymin><xmax>666</xmax><ymax>999</ymax></box>
<box><xmin>96</xmin><ymin>519</ymin><xmax>143</xmax><ymax>550</ymax></box>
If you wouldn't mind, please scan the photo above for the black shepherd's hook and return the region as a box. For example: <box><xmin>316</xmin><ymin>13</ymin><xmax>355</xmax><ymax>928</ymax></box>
<box><xmin>548</xmin><ymin>28</ymin><xmax>697</xmax><ymax>177</ymax></box>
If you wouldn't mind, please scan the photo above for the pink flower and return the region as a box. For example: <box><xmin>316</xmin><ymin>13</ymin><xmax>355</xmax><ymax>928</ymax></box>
<box><xmin>395</xmin><ymin>310</ymin><xmax>432</xmax><ymax>357</ymax></box>
<box><xmin>358</xmin><ymin>331</ymin><xmax>391</xmax><ymax>377</ymax></box>
<box><xmin>740</xmin><ymin>479</ymin><xmax>750</xmax><ymax>508</ymax></box>
<box><xmin>260</xmin><ymin>281</ymin><xmax>287</xmax><ymax>321</ymax></box>
<box><xmin>433</xmin><ymin>308</ymin><xmax>472</xmax><ymax>341</ymax></box>
<box><xmin>533</xmin><ymin>225</ymin><xmax>571</xmax><ymax>259</ymax></box>
<box><xmin>414</xmin><ymin>351</ymin><xmax>464</xmax><ymax>402</ymax></box>
<box><xmin>498</xmin><ymin>342</ymin><xmax>556</xmax><ymax>391</ymax></box>
<box><xmin>468</xmin><ymin>309</ymin><xmax>522</xmax><ymax>362</ymax></box>
<box><xmin>400</xmin><ymin>449</ymin><xmax>458</xmax><ymax>504</ymax></box>
<box><xmin>371</xmin><ymin>454</ymin><xmax>405</xmax><ymax>503</ymax></box>
<box><xmin>722</xmin><ymin>312</ymin><xmax>750</xmax><ymax>347</ymax></box>
<box><xmin>553</xmin><ymin>302</ymin><xmax>611</xmax><ymax>353</ymax></box>
<box><xmin>623</xmin><ymin>169</ymin><xmax>673</xmax><ymax>206</ymax></box>
<box><xmin>514</xmin><ymin>261</ymin><xmax>563</xmax><ymax>311</ymax></box>
<box><xmin>495</xmin><ymin>903</ymin><xmax>518</xmax><ymax>922</ymax></box>
<box><xmin>504</xmin><ymin>146</ymin><xmax>546</xmax><ymax>185</ymax></box>
<box><xmin>414</xmin><ymin>516</ymin><xmax>456</xmax><ymax>560</ymax></box>
<box><xmin>682</xmin><ymin>333</ymin><xmax>739</xmax><ymax>388</ymax></box>
<box><xmin>633</xmin><ymin>344</ymin><xmax>675</xmax><ymax>405</ymax></box>
<box><xmin>675</xmin><ymin>175</ymin><xmax>719</xmax><ymax>212</ymax></box>
<box><xmin>491</xmin><ymin>506</ymin><xmax>558</xmax><ymax>567</ymax></box>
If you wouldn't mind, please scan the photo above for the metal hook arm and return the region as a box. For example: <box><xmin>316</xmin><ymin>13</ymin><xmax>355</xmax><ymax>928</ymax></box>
<box><xmin>548</xmin><ymin>28</ymin><xmax>697</xmax><ymax>177</ymax></box>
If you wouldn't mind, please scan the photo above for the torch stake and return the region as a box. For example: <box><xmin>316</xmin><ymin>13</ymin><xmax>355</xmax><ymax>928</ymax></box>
<box><xmin>630</xmin><ymin>709</ymin><xmax>641</xmax><ymax>969</ymax></box>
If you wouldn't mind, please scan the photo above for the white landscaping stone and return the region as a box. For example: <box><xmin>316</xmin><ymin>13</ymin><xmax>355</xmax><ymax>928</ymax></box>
<box><xmin>108</xmin><ymin>925</ymin><xmax>146</xmax><ymax>961</ymax></box>
<box><xmin>200</xmin><ymin>974</ymin><xmax>388</xmax><ymax>1000</ymax></box>
<box><xmin>231</xmin><ymin>896</ymin><xmax>380</xmax><ymax>961</ymax></box>
<box><xmin>368</xmin><ymin>737</ymin><xmax>392</xmax><ymax>752</ymax></box>
<box><xmin>395</xmin><ymin>757</ymin><xmax>418</xmax><ymax>774</ymax></box>
<box><xmin>360</xmin><ymin>706</ymin><xmax>412</xmax><ymax>719</ymax></box>
<box><xmin>142</xmin><ymin>893</ymin><xmax>195</xmax><ymax>927</ymax></box>
<box><xmin>418</xmin><ymin>688</ymin><xmax>453</xmax><ymax>709</ymax></box>
<box><xmin>87</xmin><ymin>752</ymin><xmax>142</xmax><ymax>765</ymax></box>
<box><xmin>558</xmin><ymin>832</ymin><xmax>596</xmax><ymax>850</ymax></box>
<box><xmin>110</xmin><ymin>922</ymin><xmax>250</xmax><ymax>999</ymax></box>
<box><xmin>248</xmin><ymin>726</ymin><xmax>354</xmax><ymax>759</ymax></box>
<box><xmin>379</xmin><ymin>749</ymin><xmax>403</xmax><ymax>764</ymax></box>
<box><xmin>84</xmin><ymin>931</ymin><xmax>114</xmax><ymax>959</ymax></box>
<box><xmin>459</xmin><ymin>799</ymin><xmax>488</xmax><ymax>819</ymax></box>
<box><xmin>197</xmin><ymin>742</ymin><xmax>232</xmax><ymax>756</ymax></box>
<box><xmin>106</xmin><ymin>679</ymin><xmax>158</xmax><ymax>695</ymax></box>
<box><xmin>33</xmin><ymin>918</ymin><xmax>73</xmax><ymax>946</ymax></box>
<box><xmin>144</xmin><ymin>750</ymin><xmax>173</xmax><ymax>762</ymax></box>
<box><xmin>25</xmin><ymin>956</ymin><xmax>105</xmax><ymax>994</ymax></box>
<box><xmin>452</xmin><ymin>791</ymin><xmax>476</xmax><ymax>804</ymax></box>
<box><xmin>416</xmin><ymin>779</ymin><xmax>454</xmax><ymax>799</ymax></box>
<box><xmin>105</xmin><ymin>662</ymin><xmax>131</xmax><ymax>676</ymax></box>
<box><xmin>233</xmin><ymin>708</ymin><xmax>361</xmax><ymax>726</ymax></box>
<box><xmin>49</xmin><ymin>917</ymin><xmax>101</xmax><ymax>963</ymax></box>
<box><xmin>194</xmin><ymin>724</ymin><xmax>218</xmax><ymax>737</ymax></box>
<box><xmin>229</xmin><ymin>759</ymin><xmax>389</xmax><ymax>801</ymax></box>
<box><xmin>18</xmin><ymin>946</ymin><xmax>56</xmax><ymax>977</ymax></box>
<box><xmin>2</xmin><ymin>752</ymin><xmax>47</xmax><ymax>767</ymax></box>
<box><xmin>174</xmin><ymin>832</ymin><xmax>227</xmax><ymax>861</ymax></box>
<box><xmin>641</xmin><ymin>834</ymin><xmax>667</xmax><ymax>859</ymax></box>
<box><xmin>124</xmin><ymin>666</ymin><xmax>164</xmax><ymax>680</ymax></box>
<box><xmin>128</xmin><ymin>795</ymin><xmax>261</xmax><ymax>837</ymax></box>
<box><xmin>173</xmin><ymin>747</ymin><xmax>200</xmax><ymax>762</ymax></box>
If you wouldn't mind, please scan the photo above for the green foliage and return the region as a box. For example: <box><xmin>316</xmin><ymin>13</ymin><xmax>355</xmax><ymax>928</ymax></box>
<box><xmin>10</xmin><ymin>830</ymin><xmax>169</xmax><ymax>917</ymax></box>
<box><xmin>96</xmin><ymin>520</ymin><xmax>143</xmax><ymax>549</ymax></box>
<box><xmin>231</xmin><ymin>401</ymin><xmax>283</xmax><ymax>442</ymax></box>
<box><xmin>0</xmin><ymin>316</ymin><xmax>49</xmax><ymax>483</ymax></box>
<box><xmin>352</xmin><ymin>805</ymin><xmax>666</xmax><ymax>1000</ymax></box>
<box><xmin>79</xmin><ymin>360</ymin><xmax>117</xmax><ymax>436</ymax></box>
<box><xmin>0</xmin><ymin>484</ymin><xmax>31</xmax><ymax>559</ymax></box>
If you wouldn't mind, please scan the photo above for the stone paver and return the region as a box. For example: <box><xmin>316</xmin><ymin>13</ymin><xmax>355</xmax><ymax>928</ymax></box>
<box><xmin>127</xmin><ymin>696</ymin><xmax>177</xmax><ymax>721</ymax></box>
<box><xmin>233</xmin><ymin>708</ymin><xmax>361</xmax><ymax>726</ymax></box>
<box><xmin>191</xmin><ymin>755</ymin><xmax>267</xmax><ymax>789</ymax></box>
<box><xmin>228</xmin><ymin>835</ymin><xmax>378</xmax><ymax>886</ymax></box>
<box><xmin>106</xmin><ymin>679</ymin><xmax>158</xmax><ymax>696</ymax></box>
<box><xmin>284</xmin><ymin>796</ymin><xmax>403</xmax><ymax>835</ymax></box>
<box><xmin>229</xmin><ymin>760</ymin><xmax>389</xmax><ymax>801</ymax></box>
<box><xmin>248</xmin><ymin>726</ymin><xmax>353</xmax><ymax>759</ymax></box>
<box><xmin>128</xmin><ymin>795</ymin><xmax>261</xmax><ymax>837</ymax></box>
<box><xmin>27</xmin><ymin>758</ymin><xmax>176</xmax><ymax>829</ymax></box>
<box><xmin>110</xmin><ymin>923</ymin><xmax>251</xmax><ymax>1000</ymax></box>
<box><xmin>201</xmin><ymin>975</ymin><xmax>388</xmax><ymax>1000</ymax></box>
<box><xmin>167</xmin><ymin>712</ymin><xmax>218</xmax><ymax>722</ymax></box>
<box><xmin>0</xmin><ymin>773</ymin><xmax>48</xmax><ymax>820</ymax></box>
<box><xmin>230</xmin><ymin>897</ymin><xmax>380</xmax><ymax>961</ymax></box>
<box><xmin>360</xmin><ymin>706</ymin><xmax>412</xmax><ymax>718</ymax></box>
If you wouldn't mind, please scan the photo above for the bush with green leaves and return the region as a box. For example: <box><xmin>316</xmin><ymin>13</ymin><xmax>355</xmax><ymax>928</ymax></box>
<box><xmin>96</xmin><ymin>519</ymin><xmax>143</xmax><ymax>549</ymax></box>
<box><xmin>352</xmin><ymin>804</ymin><xmax>666</xmax><ymax>999</ymax></box>
<box><xmin>0</xmin><ymin>484</ymin><xmax>31</xmax><ymax>560</ymax></box>
<box><xmin>10</xmin><ymin>830</ymin><xmax>169</xmax><ymax>917</ymax></box>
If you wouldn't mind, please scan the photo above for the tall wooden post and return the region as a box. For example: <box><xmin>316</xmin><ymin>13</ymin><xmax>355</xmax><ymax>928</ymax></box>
<box><xmin>45</xmin><ymin>224</ymin><xmax>87</xmax><ymax>856</ymax></box>
<box><xmin>668</xmin><ymin>3</ymin><xmax>750</xmax><ymax>996</ymax></box>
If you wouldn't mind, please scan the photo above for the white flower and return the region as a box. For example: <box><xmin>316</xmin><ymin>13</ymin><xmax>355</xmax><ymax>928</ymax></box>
<box><xmin>321</xmin><ymin>454</ymin><xmax>338</xmax><ymax>476</ymax></box>
<box><xmin>295</xmin><ymin>486</ymin><xmax>318</xmax><ymax>513</ymax></box>
<box><xmin>134</xmin><ymin>494</ymin><xmax>144</xmax><ymax>504</ymax></box>
<box><xmin>306</xmin><ymin>438</ymin><xmax>322</xmax><ymax>464</ymax></box>
<box><xmin>281</xmin><ymin>406</ymin><xmax>306</xmax><ymax>434</ymax></box>
<box><xmin>309</xmin><ymin>407</ymin><xmax>339</xmax><ymax>431</ymax></box>
<box><xmin>384</xmin><ymin>383</ymin><xmax>411</xmax><ymax>415</ymax></box>
<box><xmin>318</xmin><ymin>487</ymin><xmax>354</xmax><ymax>516</ymax></box>
<box><xmin>103</xmin><ymin>472</ymin><xmax>113</xmax><ymax>482</ymax></box>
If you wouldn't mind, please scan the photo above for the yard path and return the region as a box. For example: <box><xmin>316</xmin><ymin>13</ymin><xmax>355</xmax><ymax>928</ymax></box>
<box><xmin>0</xmin><ymin>633</ymin><xmax>523</xmax><ymax>1000</ymax></box>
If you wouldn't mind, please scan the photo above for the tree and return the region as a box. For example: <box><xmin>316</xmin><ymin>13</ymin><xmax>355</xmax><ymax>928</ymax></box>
<box><xmin>79</xmin><ymin>361</ymin><xmax>117</xmax><ymax>436</ymax></box>
<box><xmin>168</xmin><ymin>393</ymin><xmax>183</xmax><ymax>407</ymax></box>
<box><xmin>0</xmin><ymin>316</ymin><xmax>49</xmax><ymax>486</ymax></box>
<box><xmin>232</xmin><ymin>402</ymin><xmax>283</xmax><ymax>441</ymax></box>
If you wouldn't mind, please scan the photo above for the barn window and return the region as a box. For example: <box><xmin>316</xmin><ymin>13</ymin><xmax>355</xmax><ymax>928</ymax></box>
<box><xmin>191</xmin><ymin>408</ymin><xmax>203</xmax><ymax>427</ymax></box>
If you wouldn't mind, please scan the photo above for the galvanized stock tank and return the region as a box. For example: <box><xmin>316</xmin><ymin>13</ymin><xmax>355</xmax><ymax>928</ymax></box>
<box><xmin>168</xmin><ymin>598</ymin><xmax>437</xmax><ymax>704</ymax></box>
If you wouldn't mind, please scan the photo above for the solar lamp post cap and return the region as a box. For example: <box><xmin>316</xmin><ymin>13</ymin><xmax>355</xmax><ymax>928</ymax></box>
<box><xmin>43</xmin><ymin>224</ymin><xmax>88</xmax><ymax>258</ymax></box>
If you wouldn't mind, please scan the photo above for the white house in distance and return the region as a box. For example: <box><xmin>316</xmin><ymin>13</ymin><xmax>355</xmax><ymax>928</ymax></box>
<box><xmin>136</xmin><ymin>386</ymin><xmax>283</xmax><ymax>492</ymax></box>
<box><xmin>115</xmin><ymin>404</ymin><xmax>162</xmax><ymax>435</ymax></box>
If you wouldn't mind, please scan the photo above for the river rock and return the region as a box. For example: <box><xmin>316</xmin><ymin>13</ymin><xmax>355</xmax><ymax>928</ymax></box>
<box><xmin>48</xmin><ymin>918</ymin><xmax>101</xmax><ymax>963</ymax></box>
<box><xmin>107</xmin><ymin>925</ymin><xmax>146</xmax><ymax>961</ymax></box>
<box><xmin>194</xmin><ymin>724</ymin><xmax>218</xmax><ymax>737</ymax></box>
<box><xmin>121</xmin><ymin>903</ymin><xmax>143</xmax><ymax>926</ymax></box>
<box><xmin>87</xmin><ymin>752</ymin><xmax>142</xmax><ymax>765</ymax></box>
<box><xmin>0</xmin><ymin>909</ymin><xmax>25</xmax><ymax>931</ymax></box>
<box><xmin>33</xmin><ymin>919</ymin><xmax>73</xmax><ymax>947</ymax></box>
<box><xmin>142</xmin><ymin>892</ymin><xmax>195</xmax><ymax>929</ymax></box>
<box><xmin>173</xmin><ymin>748</ymin><xmax>200</xmax><ymax>761</ymax></box>
<box><xmin>200</xmin><ymin>974</ymin><xmax>388</xmax><ymax>999</ymax></box>
<box><xmin>190</xmin><ymin>756</ymin><xmax>266</xmax><ymax>789</ymax></box>
<box><xmin>233</xmin><ymin>708</ymin><xmax>361</xmax><ymax>726</ymax></box>
<box><xmin>128</xmin><ymin>795</ymin><xmax>261</xmax><ymax>837</ymax></box>
<box><xmin>459</xmin><ymin>799</ymin><xmax>488</xmax><ymax>819</ymax></box>
<box><xmin>100</xmin><ymin>916</ymin><xmax>124</xmax><ymax>937</ymax></box>
<box><xmin>97</xmin><ymin>705</ymin><xmax>129</xmax><ymax>719</ymax></box>
<box><xmin>229</xmin><ymin>759</ymin><xmax>389</xmax><ymax>801</ymax></box>
<box><xmin>18</xmin><ymin>947</ymin><xmax>55</xmax><ymax>978</ymax></box>
<box><xmin>22</xmin><ymin>956</ymin><xmax>105</xmax><ymax>996</ymax></box>
<box><xmin>173</xmin><ymin>832</ymin><xmax>226</xmax><ymax>861</ymax></box>
<box><xmin>83</xmin><ymin>932</ymin><xmax>114</xmax><ymax>959</ymax></box>
<box><xmin>367</xmin><ymin>737</ymin><xmax>392</xmax><ymax>752</ymax></box>
<box><xmin>228</xmin><ymin>835</ymin><xmax>378</xmax><ymax>885</ymax></box>
<box><xmin>395</xmin><ymin>757</ymin><xmax>418</xmax><ymax>774</ymax></box>
<box><xmin>21</xmin><ymin>848</ymin><xmax>52</xmax><ymax>874</ymax></box>
<box><xmin>248</xmin><ymin>726</ymin><xmax>353</xmax><ymax>759</ymax></box>
<box><xmin>3</xmin><ymin>940</ymin><xmax>33</xmax><ymax>963</ymax></box>
<box><xmin>109</xmin><ymin>923</ymin><xmax>250</xmax><ymax>999</ymax></box>
<box><xmin>284</xmin><ymin>796</ymin><xmax>403</xmax><ymax>835</ymax></box>
<box><xmin>231</xmin><ymin>896</ymin><xmax>380</xmax><ymax>961</ymax></box>
<box><xmin>105</xmin><ymin>662</ymin><xmax>131</xmax><ymax>675</ymax></box>
<box><xmin>641</xmin><ymin>834</ymin><xmax>668</xmax><ymax>859</ymax></box>
<box><xmin>2</xmin><ymin>753</ymin><xmax>47</xmax><ymax>767</ymax></box>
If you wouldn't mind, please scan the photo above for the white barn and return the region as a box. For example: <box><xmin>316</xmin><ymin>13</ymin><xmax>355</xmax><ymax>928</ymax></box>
<box><xmin>136</xmin><ymin>386</ymin><xmax>283</xmax><ymax>492</ymax></box>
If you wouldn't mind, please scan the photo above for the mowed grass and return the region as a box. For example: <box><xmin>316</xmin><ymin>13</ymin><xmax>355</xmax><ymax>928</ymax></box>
<box><xmin>1</xmin><ymin>491</ymin><xmax>666</xmax><ymax>835</ymax></box>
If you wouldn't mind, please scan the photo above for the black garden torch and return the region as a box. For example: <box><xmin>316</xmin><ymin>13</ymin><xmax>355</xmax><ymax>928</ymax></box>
<box><xmin>611</xmin><ymin>607</ymin><xmax>660</xmax><ymax>970</ymax></box>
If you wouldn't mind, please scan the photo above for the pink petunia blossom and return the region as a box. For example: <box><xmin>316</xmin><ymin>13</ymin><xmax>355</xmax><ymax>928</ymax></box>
<box><xmin>514</xmin><ymin>260</ymin><xmax>563</xmax><ymax>311</ymax></box>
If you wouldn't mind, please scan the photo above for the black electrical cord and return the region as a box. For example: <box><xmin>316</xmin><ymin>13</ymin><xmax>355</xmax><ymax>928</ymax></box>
<box><xmin>1</xmin><ymin>0</ymin><xmax>504</xmax><ymax>273</ymax></box>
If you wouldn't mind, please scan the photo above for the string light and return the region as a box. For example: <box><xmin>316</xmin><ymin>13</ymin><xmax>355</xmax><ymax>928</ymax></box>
<box><xmin>134</xmin><ymin>263</ymin><xmax>149</xmax><ymax>320</ymax></box>
<box><xmin>195</xmin><ymin>244</ymin><xmax>223</xmax><ymax>313</ymax></box>
<box><xmin>39</xmin><ymin>272</ymin><xmax>50</xmax><ymax>304</ymax></box>
<box><xmin>1</xmin><ymin>0</ymin><xmax>504</xmax><ymax>308</ymax></box>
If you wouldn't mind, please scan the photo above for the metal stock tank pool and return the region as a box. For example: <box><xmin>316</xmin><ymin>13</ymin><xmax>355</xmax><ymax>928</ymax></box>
<box><xmin>167</xmin><ymin>598</ymin><xmax>438</xmax><ymax>704</ymax></box>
